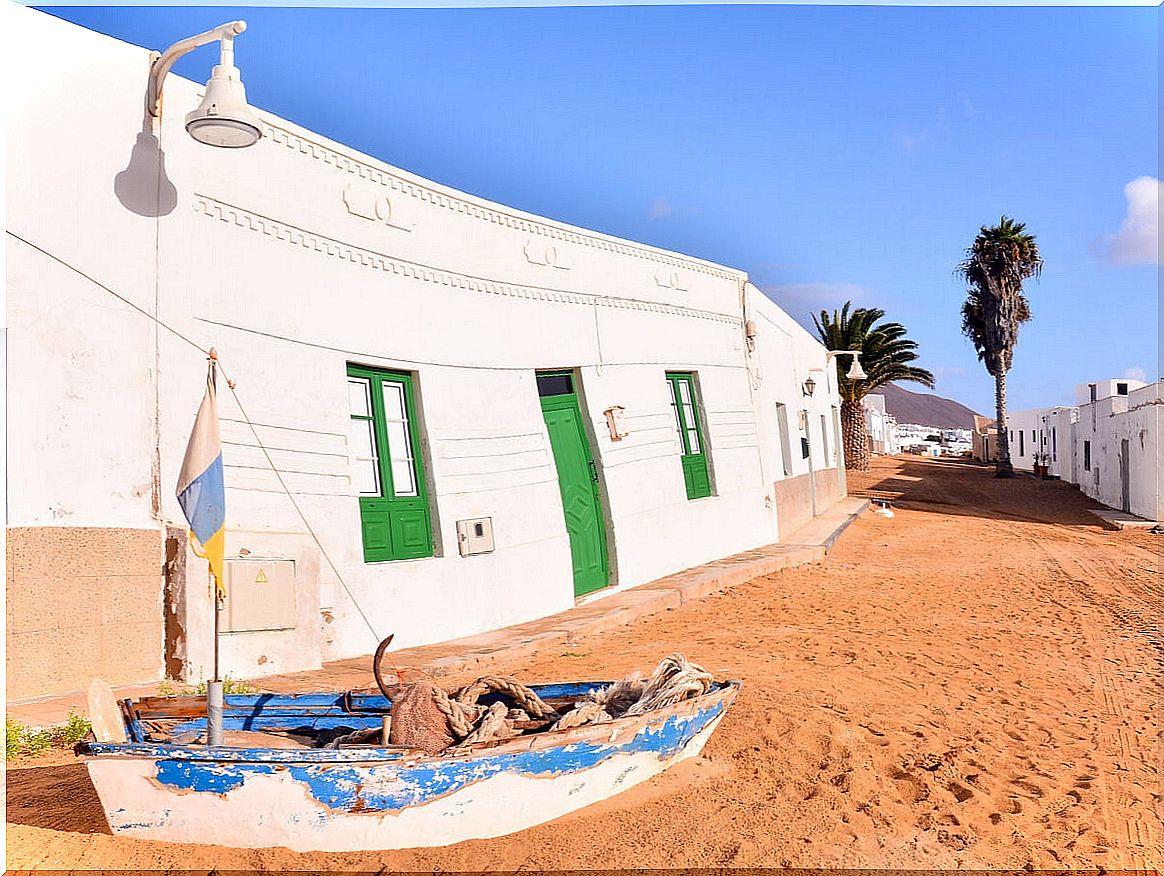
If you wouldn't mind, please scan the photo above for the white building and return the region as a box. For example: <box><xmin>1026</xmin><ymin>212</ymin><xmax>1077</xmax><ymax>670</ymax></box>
<box><xmin>863</xmin><ymin>394</ymin><xmax>901</xmax><ymax>455</ymax></box>
<box><xmin>1069</xmin><ymin>379</ymin><xmax>1160</xmax><ymax>520</ymax></box>
<box><xmin>1005</xmin><ymin>405</ymin><xmax>1077</xmax><ymax>479</ymax></box>
<box><xmin>5</xmin><ymin>7</ymin><xmax>848</xmax><ymax>699</ymax></box>
<box><xmin>1003</xmin><ymin>378</ymin><xmax>1160</xmax><ymax>521</ymax></box>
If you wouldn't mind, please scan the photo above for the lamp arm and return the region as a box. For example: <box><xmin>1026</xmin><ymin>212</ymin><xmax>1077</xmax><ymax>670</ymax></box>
<box><xmin>825</xmin><ymin>349</ymin><xmax>863</xmax><ymax>362</ymax></box>
<box><xmin>147</xmin><ymin>20</ymin><xmax>247</xmax><ymax>118</ymax></box>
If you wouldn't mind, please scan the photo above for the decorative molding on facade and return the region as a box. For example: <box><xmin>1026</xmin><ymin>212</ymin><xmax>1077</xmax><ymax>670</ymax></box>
<box><xmin>342</xmin><ymin>183</ymin><xmax>412</xmax><ymax>232</ymax></box>
<box><xmin>194</xmin><ymin>194</ymin><xmax>741</xmax><ymax>327</ymax></box>
<box><xmin>261</xmin><ymin>121</ymin><xmax>741</xmax><ymax>283</ymax></box>
<box><xmin>523</xmin><ymin>239</ymin><xmax>571</xmax><ymax>270</ymax></box>
<box><xmin>654</xmin><ymin>269</ymin><xmax>689</xmax><ymax>291</ymax></box>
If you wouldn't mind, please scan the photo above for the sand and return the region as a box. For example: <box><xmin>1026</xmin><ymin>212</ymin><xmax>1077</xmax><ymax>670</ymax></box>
<box><xmin>6</xmin><ymin>456</ymin><xmax>1161</xmax><ymax>870</ymax></box>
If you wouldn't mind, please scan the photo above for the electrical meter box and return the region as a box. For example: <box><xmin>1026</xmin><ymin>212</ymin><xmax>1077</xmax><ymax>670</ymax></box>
<box><xmin>456</xmin><ymin>517</ymin><xmax>495</xmax><ymax>556</ymax></box>
<box><xmin>221</xmin><ymin>559</ymin><xmax>297</xmax><ymax>633</ymax></box>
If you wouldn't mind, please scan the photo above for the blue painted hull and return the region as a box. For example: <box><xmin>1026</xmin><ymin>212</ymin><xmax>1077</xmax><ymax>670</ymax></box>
<box><xmin>80</xmin><ymin>680</ymin><xmax>740</xmax><ymax>851</ymax></box>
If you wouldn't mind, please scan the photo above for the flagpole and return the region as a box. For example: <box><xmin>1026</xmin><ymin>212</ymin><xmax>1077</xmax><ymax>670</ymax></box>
<box><xmin>206</xmin><ymin>348</ymin><xmax>224</xmax><ymax>748</ymax></box>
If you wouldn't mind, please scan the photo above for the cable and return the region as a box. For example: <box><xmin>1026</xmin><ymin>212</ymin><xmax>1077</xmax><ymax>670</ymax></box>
<box><xmin>8</xmin><ymin>228</ymin><xmax>382</xmax><ymax>644</ymax></box>
<box><xmin>7</xmin><ymin>229</ymin><xmax>209</xmax><ymax>356</ymax></box>
<box><xmin>218</xmin><ymin>362</ymin><xmax>382</xmax><ymax>644</ymax></box>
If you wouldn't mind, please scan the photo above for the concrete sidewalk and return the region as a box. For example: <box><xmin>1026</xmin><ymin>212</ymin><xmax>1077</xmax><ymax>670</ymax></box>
<box><xmin>7</xmin><ymin>497</ymin><xmax>869</xmax><ymax>727</ymax></box>
<box><xmin>1088</xmin><ymin>508</ymin><xmax>1161</xmax><ymax>530</ymax></box>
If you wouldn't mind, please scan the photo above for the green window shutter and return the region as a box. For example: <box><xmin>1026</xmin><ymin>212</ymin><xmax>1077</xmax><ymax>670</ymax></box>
<box><xmin>347</xmin><ymin>365</ymin><xmax>434</xmax><ymax>562</ymax></box>
<box><xmin>666</xmin><ymin>372</ymin><xmax>712</xmax><ymax>500</ymax></box>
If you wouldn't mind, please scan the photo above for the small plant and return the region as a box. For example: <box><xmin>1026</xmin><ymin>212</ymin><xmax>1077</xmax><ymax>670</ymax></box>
<box><xmin>51</xmin><ymin>709</ymin><xmax>92</xmax><ymax>746</ymax></box>
<box><xmin>23</xmin><ymin>727</ymin><xmax>53</xmax><ymax>756</ymax></box>
<box><xmin>193</xmin><ymin>676</ymin><xmax>258</xmax><ymax>696</ymax></box>
<box><xmin>6</xmin><ymin>719</ymin><xmax>24</xmax><ymax>759</ymax></box>
<box><xmin>4</xmin><ymin>710</ymin><xmax>91</xmax><ymax>760</ymax></box>
<box><xmin>159</xmin><ymin>676</ymin><xmax>258</xmax><ymax>697</ymax></box>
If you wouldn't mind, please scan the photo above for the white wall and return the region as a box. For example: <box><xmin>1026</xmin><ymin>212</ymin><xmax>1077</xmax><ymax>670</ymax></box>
<box><xmin>7</xmin><ymin>7</ymin><xmax>840</xmax><ymax>679</ymax></box>
<box><xmin>863</xmin><ymin>394</ymin><xmax>900</xmax><ymax>455</ymax></box>
<box><xmin>1074</xmin><ymin>381</ymin><xmax>1161</xmax><ymax>521</ymax></box>
<box><xmin>1074</xmin><ymin>378</ymin><xmax>1147</xmax><ymax>406</ymax></box>
<box><xmin>1007</xmin><ymin>406</ymin><xmax>1075</xmax><ymax>478</ymax></box>
<box><xmin>745</xmin><ymin>288</ymin><xmax>844</xmax><ymax>531</ymax></box>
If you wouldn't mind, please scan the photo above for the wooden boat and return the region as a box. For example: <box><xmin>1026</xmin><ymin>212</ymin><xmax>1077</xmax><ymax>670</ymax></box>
<box><xmin>77</xmin><ymin>678</ymin><xmax>740</xmax><ymax>851</ymax></box>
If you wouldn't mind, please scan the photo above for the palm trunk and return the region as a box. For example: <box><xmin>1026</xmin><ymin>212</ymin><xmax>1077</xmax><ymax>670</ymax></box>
<box><xmin>841</xmin><ymin>398</ymin><xmax>869</xmax><ymax>472</ymax></box>
<box><xmin>994</xmin><ymin>370</ymin><xmax>1014</xmax><ymax>478</ymax></box>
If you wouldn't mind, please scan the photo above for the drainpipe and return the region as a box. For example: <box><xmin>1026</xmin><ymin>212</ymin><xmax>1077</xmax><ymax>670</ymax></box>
<box><xmin>739</xmin><ymin>277</ymin><xmax>774</xmax><ymax>518</ymax></box>
<box><xmin>805</xmin><ymin>412</ymin><xmax>817</xmax><ymax>517</ymax></box>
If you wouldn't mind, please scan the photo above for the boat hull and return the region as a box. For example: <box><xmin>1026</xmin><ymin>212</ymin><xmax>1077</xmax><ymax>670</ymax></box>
<box><xmin>82</xmin><ymin>682</ymin><xmax>738</xmax><ymax>851</ymax></box>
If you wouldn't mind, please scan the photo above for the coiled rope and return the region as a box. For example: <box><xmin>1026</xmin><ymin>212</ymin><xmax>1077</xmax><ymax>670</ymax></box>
<box><xmin>369</xmin><ymin>650</ymin><xmax>713</xmax><ymax>755</ymax></box>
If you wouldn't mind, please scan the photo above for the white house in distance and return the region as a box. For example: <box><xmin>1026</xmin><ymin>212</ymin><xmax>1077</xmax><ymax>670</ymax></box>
<box><xmin>863</xmin><ymin>394</ymin><xmax>901</xmax><ymax>456</ymax></box>
<box><xmin>1006</xmin><ymin>405</ymin><xmax>1078</xmax><ymax>480</ymax></box>
<box><xmin>5</xmin><ymin>7</ymin><xmax>849</xmax><ymax>700</ymax></box>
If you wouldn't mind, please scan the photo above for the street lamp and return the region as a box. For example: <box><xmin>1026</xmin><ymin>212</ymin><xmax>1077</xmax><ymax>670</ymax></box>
<box><xmin>147</xmin><ymin>20</ymin><xmax>262</xmax><ymax>148</ymax></box>
<box><xmin>827</xmin><ymin>349</ymin><xmax>867</xmax><ymax>381</ymax></box>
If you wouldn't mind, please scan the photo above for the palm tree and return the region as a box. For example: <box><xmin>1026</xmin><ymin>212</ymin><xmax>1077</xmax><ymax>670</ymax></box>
<box><xmin>814</xmin><ymin>302</ymin><xmax>935</xmax><ymax>471</ymax></box>
<box><xmin>957</xmin><ymin>216</ymin><xmax>1041</xmax><ymax>478</ymax></box>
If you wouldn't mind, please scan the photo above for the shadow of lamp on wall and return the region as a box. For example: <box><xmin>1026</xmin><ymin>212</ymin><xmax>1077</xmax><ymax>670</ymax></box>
<box><xmin>115</xmin><ymin>20</ymin><xmax>261</xmax><ymax>217</ymax></box>
<box><xmin>113</xmin><ymin>21</ymin><xmax>262</xmax><ymax>749</ymax></box>
<box><xmin>115</xmin><ymin>123</ymin><xmax>178</xmax><ymax>216</ymax></box>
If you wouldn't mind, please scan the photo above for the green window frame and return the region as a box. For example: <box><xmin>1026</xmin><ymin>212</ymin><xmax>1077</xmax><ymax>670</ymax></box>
<box><xmin>347</xmin><ymin>365</ymin><xmax>433</xmax><ymax>562</ymax></box>
<box><xmin>666</xmin><ymin>371</ymin><xmax>712</xmax><ymax>500</ymax></box>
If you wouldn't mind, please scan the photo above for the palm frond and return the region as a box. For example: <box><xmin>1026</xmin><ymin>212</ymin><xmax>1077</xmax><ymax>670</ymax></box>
<box><xmin>813</xmin><ymin>300</ymin><xmax>934</xmax><ymax>403</ymax></box>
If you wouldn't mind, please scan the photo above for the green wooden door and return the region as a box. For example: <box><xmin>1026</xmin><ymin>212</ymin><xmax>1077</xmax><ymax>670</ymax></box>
<box><xmin>538</xmin><ymin>372</ymin><xmax>609</xmax><ymax>597</ymax></box>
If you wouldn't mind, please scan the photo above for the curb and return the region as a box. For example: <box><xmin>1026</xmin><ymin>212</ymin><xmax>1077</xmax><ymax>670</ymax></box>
<box><xmin>8</xmin><ymin>497</ymin><xmax>868</xmax><ymax>724</ymax></box>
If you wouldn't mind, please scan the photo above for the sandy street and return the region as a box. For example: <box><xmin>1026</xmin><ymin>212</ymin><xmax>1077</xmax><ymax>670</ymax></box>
<box><xmin>6</xmin><ymin>456</ymin><xmax>1161</xmax><ymax>870</ymax></box>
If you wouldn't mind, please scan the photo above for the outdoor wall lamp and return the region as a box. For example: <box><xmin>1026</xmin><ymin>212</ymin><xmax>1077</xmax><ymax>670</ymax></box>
<box><xmin>803</xmin><ymin>376</ymin><xmax>817</xmax><ymax>397</ymax></box>
<box><xmin>147</xmin><ymin>20</ymin><xmax>262</xmax><ymax>148</ymax></box>
<box><xmin>825</xmin><ymin>349</ymin><xmax>867</xmax><ymax>381</ymax></box>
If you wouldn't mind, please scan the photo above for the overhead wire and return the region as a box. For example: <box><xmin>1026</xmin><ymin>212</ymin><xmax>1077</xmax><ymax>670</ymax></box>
<box><xmin>6</xmin><ymin>228</ymin><xmax>382</xmax><ymax>643</ymax></box>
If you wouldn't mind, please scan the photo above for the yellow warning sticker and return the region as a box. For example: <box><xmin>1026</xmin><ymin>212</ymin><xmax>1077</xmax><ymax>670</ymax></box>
<box><xmin>255</xmin><ymin>569</ymin><xmax>268</xmax><ymax>584</ymax></box>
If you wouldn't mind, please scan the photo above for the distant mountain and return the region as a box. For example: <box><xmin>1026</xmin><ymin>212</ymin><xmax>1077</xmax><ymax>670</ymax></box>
<box><xmin>877</xmin><ymin>383</ymin><xmax>982</xmax><ymax>430</ymax></box>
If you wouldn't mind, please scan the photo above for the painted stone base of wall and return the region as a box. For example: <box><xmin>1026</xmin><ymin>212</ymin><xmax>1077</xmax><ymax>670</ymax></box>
<box><xmin>774</xmin><ymin>468</ymin><xmax>845</xmax><ymax>540</ymax></box>
<box><xmin>6</xmin><ymin>526</ymin><xmax>164</xmax><ymax>701</ymax></box>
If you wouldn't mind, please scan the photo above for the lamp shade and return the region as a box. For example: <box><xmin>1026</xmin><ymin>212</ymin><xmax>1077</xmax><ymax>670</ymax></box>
<box><xmin>185</xmin><ymin>63</ymin><xmax>262</xmax><ymax>148</ymax></box>
<box><xmin>846</xmin><ymin>358</ymin><xmax>868</xmax><ymax>381</ymax></box>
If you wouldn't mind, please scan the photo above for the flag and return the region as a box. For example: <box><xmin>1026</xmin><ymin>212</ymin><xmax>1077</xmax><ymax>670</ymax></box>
<box><xmin>177</xmin><ymin>366</ymin><xmax>226</xmax><ymax>597</ymax></box>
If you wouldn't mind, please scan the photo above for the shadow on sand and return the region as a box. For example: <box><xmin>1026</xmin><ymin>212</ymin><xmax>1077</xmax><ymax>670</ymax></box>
<box><xmin>5</xmin><ymin>759</ymin><xmax>111</xmax><ymax>835</ymax></box>
<box><xmin>850</xmin><ymin>456</ymin><xmax>1120</xmax><ymax>529</ymax></box>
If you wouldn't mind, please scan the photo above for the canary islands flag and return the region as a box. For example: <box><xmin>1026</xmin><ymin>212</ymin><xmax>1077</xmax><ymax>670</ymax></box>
<box><xmin>177</xmin><ymin>368</ymin><xmax>226</xmax><ymax>597</ymax></box>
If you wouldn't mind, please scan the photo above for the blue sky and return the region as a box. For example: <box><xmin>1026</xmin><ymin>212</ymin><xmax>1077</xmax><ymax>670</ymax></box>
<box><xmin>41</xmin><ymin>4</ymin><xmax>1159</xmax><ymax>414</ymax></box>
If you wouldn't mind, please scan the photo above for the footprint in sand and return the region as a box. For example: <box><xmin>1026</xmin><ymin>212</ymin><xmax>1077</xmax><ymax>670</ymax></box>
<box><xmin>1010</xmin><ymin>777</ymin><xmax>1046</xmax><ymax>798</ymax></box>
<box><xmin>947</xmin><ymin>781</ymin><xmax>975</xmax><ymax>803</ymax></box>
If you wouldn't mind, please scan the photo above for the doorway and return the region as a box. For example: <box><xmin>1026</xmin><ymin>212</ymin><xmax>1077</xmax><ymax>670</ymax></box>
<box><xmin>537</xmin><ymin>371</ymin><xmax>610</xmax><ymax>597</ymax></box>
<box><xmin>1119</xmin><ymin>438</ymin><xmax>1131</xmax><ymax>513</ymax></box>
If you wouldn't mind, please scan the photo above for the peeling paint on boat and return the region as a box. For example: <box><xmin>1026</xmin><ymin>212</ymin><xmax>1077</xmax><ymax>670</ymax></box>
<box><xmin>82</xmin><ymin>682</ymin><xmax>738</xmax><ymax>851</ymax></box>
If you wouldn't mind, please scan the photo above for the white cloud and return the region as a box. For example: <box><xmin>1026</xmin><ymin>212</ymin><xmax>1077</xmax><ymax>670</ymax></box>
<box><xmin>648</xmin><ymin>196</ymin><xmax>674</xmax><ymax>220</ymax></box>
<box><xmin>893</xmin><ymin>130</ymin><xmax>925</xmax><ymax>155</ymax></box>
<box><xmin>1123</xmin><ymin>365</ymin><xmax>1148</xmax><ymax>382</ymax></box>
<box><xmin>648</xmin><ymin>196</ymin><xmax>700</xmax><ymax>220</ymax></box>
<box><xmin>760</xmin><ymin>283</ymin><xmax>874</xmax><ymax>327</ymax></box>
<box><xmin>1105</xmin><ymin>176</ymin><xmax>1160</xmax><ymax>265</ymax></box>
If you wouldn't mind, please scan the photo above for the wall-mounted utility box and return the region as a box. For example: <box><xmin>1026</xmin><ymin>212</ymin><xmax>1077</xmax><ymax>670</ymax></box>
<box><xmin>221</xmin><ymin>559</ymin><xmax>297</xmax><ymax>633</ymax></box>
<box><xmin>456</xmin><ymin>517</ymin><xmax>495</xmax><ymax>556</ymax></box>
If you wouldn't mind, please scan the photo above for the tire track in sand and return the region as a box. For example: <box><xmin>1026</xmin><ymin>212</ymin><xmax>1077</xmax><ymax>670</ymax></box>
<box><xmin>1027</xmin><ymin>534</ymin><xmax>1161</xmax><ymax>870</ymax></box>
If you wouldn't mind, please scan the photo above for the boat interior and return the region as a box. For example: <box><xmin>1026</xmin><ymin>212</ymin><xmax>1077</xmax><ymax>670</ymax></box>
<box><xmin>122</xmin><ymin>682</ymin><xmax>605</xmax><ymax>750</ymax></box>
